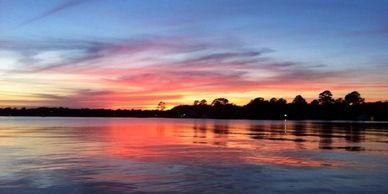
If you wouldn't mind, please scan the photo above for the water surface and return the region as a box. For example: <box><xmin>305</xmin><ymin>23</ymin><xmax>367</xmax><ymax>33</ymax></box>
<box><xmin>1</xmin><ymin>117</ymin><xmax>388</xmax><ymax>194</ymax></box>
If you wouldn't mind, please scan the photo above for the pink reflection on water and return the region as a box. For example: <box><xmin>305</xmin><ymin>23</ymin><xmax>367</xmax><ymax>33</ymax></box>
<box><xmin>99</xmin><ymin>120</ymin><xmax>343</xmax><ymax>168</ymax></box>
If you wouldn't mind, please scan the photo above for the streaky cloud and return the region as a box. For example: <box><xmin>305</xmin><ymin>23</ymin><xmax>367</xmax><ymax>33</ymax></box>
<box><xmin>1</xmin><ymin>35</ymin><xmax>387</xmax><ymax>108</ymax></box>
<box><xmin>16</xmin><ymin>0</ymin><xmax>92</xmax><ymax>27</ymax></box>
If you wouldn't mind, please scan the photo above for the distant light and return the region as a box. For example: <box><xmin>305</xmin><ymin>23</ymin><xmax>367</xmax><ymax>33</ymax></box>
<box><xmin>284</xmin><ymin>114</ymin><xmax>287</xmax><ymax>117</ymax></box>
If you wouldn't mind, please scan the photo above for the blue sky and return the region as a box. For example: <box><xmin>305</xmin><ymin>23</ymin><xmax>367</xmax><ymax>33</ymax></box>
<box><xmin>0</xmin><ymin>0</ymin><xmax>388</xmax><ymax>108</ymax></box>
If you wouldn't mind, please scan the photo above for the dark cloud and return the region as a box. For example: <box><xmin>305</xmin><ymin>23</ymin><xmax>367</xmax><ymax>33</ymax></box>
<box><xmin>1</xmin><ymin>36</ymin><xmax>266</xmax><ymax>72</ymax></box>
<box><xmin>0</xmin><ymin>35</ymin><xmax>361</xmax><ymax>108</ymax></box>
<box><xmin>177</xmin><ymin>50</ymin><xmax>268</xmax><ymax>67</ymax></box>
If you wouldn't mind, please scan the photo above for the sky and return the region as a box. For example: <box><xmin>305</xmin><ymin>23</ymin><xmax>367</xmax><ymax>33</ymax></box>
<box><xmin>0</xmin><ymin>0</ymin><xmax>388</xmax><ymax>109</ymax></box>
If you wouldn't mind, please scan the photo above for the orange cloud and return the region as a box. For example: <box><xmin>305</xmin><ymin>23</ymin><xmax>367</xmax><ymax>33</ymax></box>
<box><xmin>1</xmin><ymin>37</ymin><xmax>387</xmax><ymax>109</ymax></box>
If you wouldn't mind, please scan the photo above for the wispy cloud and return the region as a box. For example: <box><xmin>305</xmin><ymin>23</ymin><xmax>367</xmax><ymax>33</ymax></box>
<box><xmin>1</xmin><ymin>35</ymin><xmax>387</xmax><ymax>108</ymax></box>
<box><xmin>16</xmin><ymin>0</ymin><xmax>91</xmax><ymax>27</ymax></box>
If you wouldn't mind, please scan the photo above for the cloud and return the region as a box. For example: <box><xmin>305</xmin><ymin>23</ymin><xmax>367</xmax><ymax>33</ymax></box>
<box><xmin>17</xmin><ymin>0</ymin><xmax>92</xmax><ymax>27</ymax></box>
<box><xmin>184</xmin><ymin>51</ymin><xmax>262</xmax><ymax>63</ymax></box>
<box><xmin>1</xmin><ymin>35</ymin><xmax>256</xmax><ymax>73</ymax></box>
<box><xmin>1</xmin><ymin>35</ymin><xmax>386</xmax><ymax>108</ymax></box>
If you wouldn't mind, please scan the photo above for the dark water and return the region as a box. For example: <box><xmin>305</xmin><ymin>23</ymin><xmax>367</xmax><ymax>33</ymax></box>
<box><xmin>1</xmin><ymin>117</ymin><xmax>388</xmax><ymax>194</ymax></box>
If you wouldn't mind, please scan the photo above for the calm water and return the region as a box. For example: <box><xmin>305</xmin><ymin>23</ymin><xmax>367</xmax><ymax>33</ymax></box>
<box><xmin>1</xmin><ymin>117</ymin><xmax>388</xmax><ymax>194</ymax></box>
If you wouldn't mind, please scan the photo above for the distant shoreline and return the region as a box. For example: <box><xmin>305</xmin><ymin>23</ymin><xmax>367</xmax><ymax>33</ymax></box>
<box><xmin>1</xmin><ymin>102</ymin><xmax>388</xmax><ymax>121</ymax></box>
<box><xmin>2</xmin><ymin>115</ymin><xmax>388</xmax><ymax>123</ymax></box>
<box><xmin>2</xmin><ymin>91</ymin><xmax>387</xmax><ymax>120</ymax></box>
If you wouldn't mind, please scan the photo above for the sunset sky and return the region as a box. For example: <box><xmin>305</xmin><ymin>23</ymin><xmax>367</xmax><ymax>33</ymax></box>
<box><xmin>1</xmin><ymin>0</ymin><xmax>388</xmax><ymax>109</ymax></box>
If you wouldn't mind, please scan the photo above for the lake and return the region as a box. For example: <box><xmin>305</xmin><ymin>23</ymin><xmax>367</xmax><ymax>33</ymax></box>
<box><xmin>0</xmin><ymin>117</ymin><xmax>388</xmax><ymax>194</ymax></box>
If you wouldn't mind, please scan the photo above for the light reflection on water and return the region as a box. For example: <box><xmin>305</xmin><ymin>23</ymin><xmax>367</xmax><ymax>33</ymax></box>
<box><xmin>0</xmin><ymin>117</ymin><xmax>388</xmax><ymax>194</ymax></box>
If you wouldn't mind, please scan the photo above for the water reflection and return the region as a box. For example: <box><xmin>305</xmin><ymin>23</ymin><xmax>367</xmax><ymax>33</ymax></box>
<box><xmin>1</xmin><ymin>117</ymin><xmax>388</xmax><ymax>194</ymax></box>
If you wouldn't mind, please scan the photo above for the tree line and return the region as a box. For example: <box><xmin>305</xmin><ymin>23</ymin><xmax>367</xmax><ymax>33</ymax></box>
<box><xmin>0</xmin><ymin>90</ymin><xmax>387</xmax><ymax>120</ymax></box>
<box><xmin>169</xmin><ymin>90</ymin><xmax>387</xmax><ymax>120</ymax></box>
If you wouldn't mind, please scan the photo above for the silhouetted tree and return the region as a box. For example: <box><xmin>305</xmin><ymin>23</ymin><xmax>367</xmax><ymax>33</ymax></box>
<box><xmin>199</xmin><ymin>99</ymin><xmax>207</xmax><ymax>105</ymax></box>
<box><xmin>211</xmin><ymin>98</ymin><xmax>229</xmax><ymax>106</ymax></box>
<box><xmin>246</xmin><ymin>97</ymin><xmax>267</xmax><ymax>106</ymax></box>
<box><xmin>319</xmin><ymin>90</ymin><xmax>334</xmax><ymax>105</ymax></box>
<box><xmin>345</xmin><ymin>91</ymin><xmax>365</xmax><ymax>105</ymax></box>
<box><xmin>311</xmin><ymin>99</ymin><xmax>319</xmax><ymax>105</ymax></box>
<box><xmin>157</xmin><ymin>101</ymin><xmax>166</xmax><ymax>111</ymax></box>
<box><xmin>292</xmin><ymin>95</ymin><xmax>307</xmax><ymax>105</ymax></box>
<box><xmin>335</xmin><ymin>98</ymin><xmax>345</xmax><ymax>104</ymax></box>
<box><xmin>269</xmin><ymin>97</ymin><xmax>287</xmax><ymax>105</ymax></box>
<box><xmin>276</xmin><ymin>98</ymin><xmax>287</xmax><ymax>105</ymax></box>
<box><xmin>193</xmin><ymin>100</ymin><xmax>200</xmax><ymax>105</ymax></box>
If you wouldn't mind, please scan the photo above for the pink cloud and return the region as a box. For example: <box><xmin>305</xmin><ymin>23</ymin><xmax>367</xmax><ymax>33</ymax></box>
<box><xmin>2</xmin><ymin>37</ymin><xmax>387</xmax><ymax>108</ymax></box>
